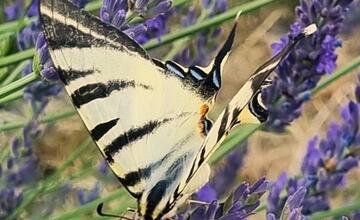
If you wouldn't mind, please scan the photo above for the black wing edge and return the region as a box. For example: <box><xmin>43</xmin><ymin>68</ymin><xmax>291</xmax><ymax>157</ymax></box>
<box><xmin>38</xmin><ymin>0</ymin><xmax>151</xmax><ymax>61</ymax></box>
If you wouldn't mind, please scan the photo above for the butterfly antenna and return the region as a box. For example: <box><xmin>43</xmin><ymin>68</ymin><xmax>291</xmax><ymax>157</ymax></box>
<box><xmin>235</xmin><ymin>10</ymin><xmax>242</xmax><ymax>22</ymax></box>
<box><xmin>97</xmin><ymin>203</ymin><xmax>132</xmax><ymax>220</ymax></box>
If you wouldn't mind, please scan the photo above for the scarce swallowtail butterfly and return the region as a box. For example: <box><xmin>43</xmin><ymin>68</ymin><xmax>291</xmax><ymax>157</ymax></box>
<box><xmin>38</xmin><ymin>0</ymin><xmax>317</xmax><ymax>219</ymax></box>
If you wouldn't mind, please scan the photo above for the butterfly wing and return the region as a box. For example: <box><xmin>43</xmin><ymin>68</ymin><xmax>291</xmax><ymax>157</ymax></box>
<box><xmin>39</xmin><ymin>0</ymin><xmax>235</xmax><ymax>200</ymax></box>
<box><xmin>178</xmin><ymin>24</ymin><xmax>318</xmax><ymax>196</ymax></box>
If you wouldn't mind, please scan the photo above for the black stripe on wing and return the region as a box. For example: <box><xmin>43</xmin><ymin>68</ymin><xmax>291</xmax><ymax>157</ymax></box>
<box><xmin>40</xmin><ymin>13</ymin><xmax>109</xmax><ymax>50</ymax></box>
<box><xmin>71</xmin><ymin>80</ymin><xmax>152</xmax><ymax>108</ymax></box>
<box><xmin>57</xmin><ymin>69</ymin><xmax>95</xmax><ymax>85</ymax></box>
<box><xmin>144</xmin><ymin>153</ymin><xmax>188</xmax><ymax>219</ymax></box>
<box><xmin>103</xmin><ymin>114</ymin><xmax>190</xmax><ymax>163</ymax></box>
<box><xmin>104</xmin><ymin>120</ymin><xmax>168</xmax><ymax>163</ymax></box>
<box><xmin>90</xmin><ymin>118</ymin><xmax>120</xmax><ymax>141</ymax></box>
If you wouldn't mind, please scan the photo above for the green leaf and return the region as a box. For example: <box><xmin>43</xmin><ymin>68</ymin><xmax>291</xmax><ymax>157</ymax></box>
<box><xmin>0</xmin><ymin>71</ymin><xmax>38</xmax><ymax>99</ymax></box>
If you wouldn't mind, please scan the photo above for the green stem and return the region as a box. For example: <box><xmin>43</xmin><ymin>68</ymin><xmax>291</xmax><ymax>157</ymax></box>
<box><xmin>1</xmin><ymin>60</ymin><xmax>30</xmax><ymax>86</ymax></box>
<box><xmin>0</xmin><ymin>17</ymin><xmax>37</xmax><ymax>34</ymax></box>
<box><xmin>144</xmin><ymin>0</ymin><xmax>279</xmax><ymax>50</ymax></box>
<box><xmin>0</xmin><ymin>48</ymin><xmax>35</xmax><ymax>68</ymax></box>
<box><xmin>83</xmin><ymin>0</ymin><xmax>103</xmax><ymax>12</ymax></box>
<box><xmin>0</xmin><ymin>89</ymin><xmax>24</xmax><ymax>105</ymax></box>
<box><xmin>7</xmin><ymin>138</ymin><xmax>92</xmax><ymax>220</ymax></box>
<box><xmin>310</xmin><ymin>200</ymin><xmax>360</xmax><ymax>220</ymax></box>
<box><xmin>0</xmin><ymin>71</ymin><xmax>38</xmax><ymax>99</ymax></box>
<box><xmin>0</xmin><ymin>109</ymin><xmax>76</xmax><ymax>131</ymax></box>
<box><xmin>209</xmin><ymin>124</ymin><xmax>260</xmax><ymax>164</ymax></box>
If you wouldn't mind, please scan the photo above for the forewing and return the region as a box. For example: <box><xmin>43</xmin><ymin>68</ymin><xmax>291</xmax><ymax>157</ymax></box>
<box><xmin>39</xmin><ymin>0</ymin><xmax>207</xmax><ymax>197</ymax></box>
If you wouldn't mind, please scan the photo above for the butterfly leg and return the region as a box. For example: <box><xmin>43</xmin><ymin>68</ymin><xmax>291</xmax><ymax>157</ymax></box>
<box><xmin>187</xmin><ymin>200</ymin><xmax>210</xmax><ymax>205</ymax></box>
<box><xmin>198</xmin><ymin>104</ymin><xmax>213</xmax><ymax>138</ymax></box>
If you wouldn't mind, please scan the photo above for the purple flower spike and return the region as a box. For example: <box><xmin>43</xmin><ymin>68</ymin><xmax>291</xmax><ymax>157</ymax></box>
<box><xmin>208</xmin><ymin>144</ymin><xmax>247</xmax><ymax>197</ymax></box>
<box><xmin>186</xmin><ymin>177</ymin><xmax>269</xmax><ymax>219</ymax></box>
<box><xmin>147</xmin><ymin>0</ymin><xmax>172</xmax><ymax>17</ymax></box>
<box><xmin>134</xmin><ymin>0</ymin><xmax>149</xmax><ymax>12</ymax></box>
<box><xmin>100</xmin><ymin>0</ymin><xmax>172</xmax><ymax>43</ymax></box>
<box><xmin>35</xmin><ymin>33</ymin><xmax>60</xmax><ymax>81</ymax></box>
<box><xmin>100</xmin><ymin>0</ymin><xmax>128</xmax><ymax>28</ymax></box>
<box><xmin>263</xmin><ymin>0</ymin><xmax>355</xmax><ymax>131</ymax></box>
<box><xmin>267</xmin><ymin>75</ymin><xmax>360</xmax><ymax>217</ymax></box>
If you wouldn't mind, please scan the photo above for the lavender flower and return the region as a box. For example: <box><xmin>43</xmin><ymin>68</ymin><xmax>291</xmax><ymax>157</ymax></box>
<box><xmin>77</xmin><ymin>184</ymin><xmax>101</xmax><ymax>205</ymax></box>
<box><xmin>267</xmin><ymin>76</ymin><xmax>360</xmax><ymax>217</ymax></box>
<box><xmin>211</xmin><ymin>143</ymin><xmax>248</xmax><ymax>198</ymax></box>
<box><xmin>100</xmin><ymin>0</ymin><xmax>172</xmax><ymax>44</ymax></box>
<box><xmin>0</xmin><ymin>122</ymin><xmax>41</xmax><ymax>218</ymax></box>
<box><xmin>262</xmin><ymin>0</ymin><xmax>355</xmax><ymax>131</ymax></box>
<box><xmin>267</xmin><ymin>186</ymin><xmax>307</xmax><ymax>220</ymax></box>
<box><xmin>4</xmin><ymin>0</ymin><xmax>23</xmax><ymax>21</ymax></box>
<box><xmin>34</xmin><ymin>33</ymin><xmax>59</xmax><ymax>81</ymax></box>
<box><xmin>187</xmin><ymin>177</ymin><xmax>269</xmax><ymax>219</ymax></box>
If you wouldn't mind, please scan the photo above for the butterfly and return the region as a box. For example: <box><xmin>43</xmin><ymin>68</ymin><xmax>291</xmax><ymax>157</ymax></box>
<box><xmin>38</xmin><ymin>0</ymin><xmax>316</xmax><ymax>219</ymax></box>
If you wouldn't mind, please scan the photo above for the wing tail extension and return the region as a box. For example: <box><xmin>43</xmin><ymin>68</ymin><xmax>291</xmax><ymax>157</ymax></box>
<box><xmin>184</xmin><ymin>23</ymin><xmax>317</xmax><ymax>186</ymax></box>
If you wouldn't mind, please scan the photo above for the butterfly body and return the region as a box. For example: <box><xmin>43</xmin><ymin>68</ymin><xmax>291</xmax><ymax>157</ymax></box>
<box><xmin>39</xmin><ymin>0</ymin><xmax>316</xmax><ymax>219</ymax></box>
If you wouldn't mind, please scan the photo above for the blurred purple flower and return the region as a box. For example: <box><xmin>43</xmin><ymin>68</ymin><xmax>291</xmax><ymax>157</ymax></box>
<box><xmin>210</xmin><ymin>143</ymin><xmax>248</xmax><ymax>198</ymax></box>
<box><xmin>262</xmin><ymin>0</ymin><xmax>355</xmax><ymax>131</ymax></box>
<box><xmin>175</xmin><ymin>0</ymin><xmax>228</xmax><ymax>67</ymax></box>
<box><xmin>4</xmin><ymin>0</ymin><xmax>41</xmax><ymax>21</ymax></box>
<box><xmin>4</xmin><ymin>0</ymin><xmax>23</xmax><ymax>21</ymax></box>
<box><xmin>267</xmin><ymin>76</ymin><xmax>360</xmax><ymax>217</ymax></box>
<box><xmin>77</xmin><ymin>184</ymin><xmax>101</xmax><ymax>205</ymax></box>
<box><xmin>0</xmin><ymin>122</ymin><xmax>41</xmax><ymax>218</ymax></box>
<box><xmin>187</xmin><ymin>177</ymin><xmax>269</xmax><ymax>219</ymax></box>
<box><xmin>196</xmin><ymin>183</ymin><xmax>218</xmax><ymax>203</ymax></box>
<box><xmin>17</xmin><ymin>21</ymin><xmax>41</xmax><ymax>51</ymax></box>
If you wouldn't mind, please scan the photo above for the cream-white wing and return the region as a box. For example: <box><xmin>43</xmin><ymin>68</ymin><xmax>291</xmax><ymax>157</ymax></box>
<box><xmin>39</xmin><ymin>0</ymin><xmax>236</xmax><ymax>199</ymax></box>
